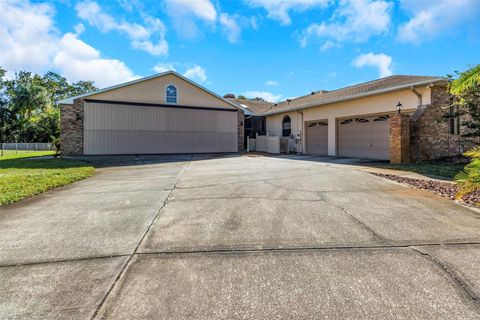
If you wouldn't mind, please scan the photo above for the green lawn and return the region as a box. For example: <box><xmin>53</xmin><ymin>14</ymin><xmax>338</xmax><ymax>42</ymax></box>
<box><xmin>0</xmin><ymin>152</ymin><xmax>95</xmax><ymax>206</ymax></box>
<box><xmin>378</xmin><ymin>161</ymin><xmax>465</xmax><ymax>179</ymax></box>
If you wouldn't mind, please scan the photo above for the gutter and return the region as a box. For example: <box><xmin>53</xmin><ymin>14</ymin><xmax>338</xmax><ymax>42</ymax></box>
<box><xmin>262</xmin><ymin>78</ymin><xmax>446</xmax><ymax>116</ymax></box>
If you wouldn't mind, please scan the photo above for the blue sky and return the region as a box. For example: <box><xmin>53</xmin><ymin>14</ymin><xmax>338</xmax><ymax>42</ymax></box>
<box><xmin>1</xmin><ymin>0</ymin><xmax>479</xmax><ymax>102</ymax></box>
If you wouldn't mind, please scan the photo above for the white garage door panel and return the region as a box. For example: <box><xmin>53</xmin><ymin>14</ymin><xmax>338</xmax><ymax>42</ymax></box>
<box><xmin>337</xmin><ymin>115</ymin><xmax>390</xmax><ymax>160</ymax></box>
<box><xmin>84</xmin><ymin>102</ymin><xmax>237</xmax><ymax>155</ymax></box>
<box><xmin>306</xmin><ymin>120</ymin><xmax>328</xmax><ymax>155</ymax></box>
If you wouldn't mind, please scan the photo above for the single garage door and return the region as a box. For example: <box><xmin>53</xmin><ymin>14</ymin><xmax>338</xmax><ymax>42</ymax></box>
<box><xmin>83</xmin><ymin>101</ymin><xmax>238</xmax><ymax>155</ymax></box>
<box><xmin>305</xmin><ymin>120</ymin><xmax>328</xmax><ymax>155</ymax></box>
<box><xmin>337</xmin><ymin>114</ymin><xmax>390</xmax><ymax>160</ymax></box>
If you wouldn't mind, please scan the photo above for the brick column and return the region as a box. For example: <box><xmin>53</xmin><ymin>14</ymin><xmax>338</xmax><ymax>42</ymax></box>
<box><xmin>389</xmin><ymin>112</ymin><xmax>410</xmax><ymax>164</ymax></box>
<box><xmin>60</xmin><ymin>99</ymin><xmax>84</xmax><ymax>155</ymax></box>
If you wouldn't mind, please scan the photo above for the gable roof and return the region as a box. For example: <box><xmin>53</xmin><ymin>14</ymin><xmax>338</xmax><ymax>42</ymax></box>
<box><xmin>262</xmin><ymin>75</ymin><xmax>447</xmax><ymax>116</ymax></box>
<box><xmin>227</xmin><ymin>98</ymin><xmax>276</xmax><ymax>116</ymax></box>
<box><xmin>57</xmin><ymin>70</ymin><xmax>242</xmax><ymax>110</ymax></box>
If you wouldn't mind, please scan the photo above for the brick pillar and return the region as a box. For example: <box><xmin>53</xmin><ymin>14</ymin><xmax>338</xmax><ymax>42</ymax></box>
<box><xmin>60</xmin><ymin>99</ymin><xmax>84</xmax><ymax>155</ymax></box>
<box><xmin>389</xmin><ymin>112</ymin><xmax>410</xmax><ymax>164</ymax></box>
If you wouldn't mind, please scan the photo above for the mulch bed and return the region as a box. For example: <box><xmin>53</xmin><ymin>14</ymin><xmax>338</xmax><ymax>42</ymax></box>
<box><xmin>372</xmin><ymin>173</ymin><xmax>479</xmax><ymax>207</ymax></box>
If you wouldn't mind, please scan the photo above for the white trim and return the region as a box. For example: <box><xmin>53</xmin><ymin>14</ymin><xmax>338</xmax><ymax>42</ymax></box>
<box><xmin>57</xmin><ymin>70</ymin><xmax>241</xmax><ymax>110</ymax></box>
<box><xmin>262</xmin><ymin>78</ymin><xmax>447</xmax><ymax>116</ymax></box>
<box><xmin>165</xmin><ymin>83</ymin><xmax>178</xmax><ymax>105</ymax></box>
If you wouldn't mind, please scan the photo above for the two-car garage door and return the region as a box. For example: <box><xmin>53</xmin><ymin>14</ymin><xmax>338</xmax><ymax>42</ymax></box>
<box><xmin>83</xmin><ymin>100</ymin><xmax>238</xmax><ymax>155</ymax></box>
<box><xmin>337</xmin><ymin>114</ymin><xmax>390</xmax><ymax>160</ymax></box>
<box><xmin>305</xmin><ymin>114</ymin><xmax>390</xmax><ymax>160</ymax></box>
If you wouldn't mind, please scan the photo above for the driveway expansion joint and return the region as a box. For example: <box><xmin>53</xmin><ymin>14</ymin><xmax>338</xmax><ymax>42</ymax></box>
<box><xmin>409</xmin><ymin>246</ymin><xmax>480</xmax><ymax>305</ymax></box>
<box><xmin>3</xmin><ymin>242</ymin><xmax>480</xmax><ymax>269</ymax></box>
<box><xmin>90</xmin><ymin>156</ymin><xmax>192</xmax><ymax>320</ymax></box>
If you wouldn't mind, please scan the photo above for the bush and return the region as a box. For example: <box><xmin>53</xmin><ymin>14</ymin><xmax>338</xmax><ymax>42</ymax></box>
<box><xmin>455</xmin><ymin>146</ymin><xmax>480</xmax><ymax>197</ymax></box>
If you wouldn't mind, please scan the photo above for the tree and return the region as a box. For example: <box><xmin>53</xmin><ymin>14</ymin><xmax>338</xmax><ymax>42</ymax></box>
<box><xmin>450</xmin><ymin>64</ymin><xmax>480</xmax><ymax>96</ymax></box>
<box><xmin>444</xmin><ymin>65</ymin><xmax>480</xmax><ymax>139</ymax></box>
<box><xmin>0</xmin><ymin>67</ymin><xmax>98</xmax><ymax>143</ymax></box>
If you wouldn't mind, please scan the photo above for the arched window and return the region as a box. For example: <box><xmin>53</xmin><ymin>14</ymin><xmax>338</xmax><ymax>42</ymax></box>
<box><xmin>166</xmin><ymin>85</ymin><xmax>177</xmax><ymax>104</ymax></box>
<box><xmin>282</xmin><ymin>115</ymin><xmax>291</xmax><ymax>137</ymax></box>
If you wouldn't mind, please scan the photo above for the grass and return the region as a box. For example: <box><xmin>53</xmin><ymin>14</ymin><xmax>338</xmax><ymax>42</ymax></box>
<box><xmin>378</xmin><ymin>161</ymin><xmax>465</xmax><ymax>179</ymax></box>
<box><xmin>0</xmin><ymin>150</ymin><xmax>56</xmax><ymax>158</ymax></box>
<box><xmin>0</xmin><ymin>152</ymin><xmax>95</xmax><ymax>206</ymax></box>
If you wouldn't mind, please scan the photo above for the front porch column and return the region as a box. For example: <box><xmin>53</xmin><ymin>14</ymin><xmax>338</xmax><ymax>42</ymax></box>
<box><xmin>389</xmin><ymin>112</ymin><xmax>410</xmax><ymax>164</ymax></box>
<box><xmin>328</xmin><ymin>116</ymin><xmax>336</xmax><ymax>156</ymax></box>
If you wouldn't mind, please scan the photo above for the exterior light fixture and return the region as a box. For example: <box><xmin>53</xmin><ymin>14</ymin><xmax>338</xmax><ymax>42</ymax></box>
<box><xmin>396</xmin><ymin>101</ymin><xmax>402</xmax><ymax>114</ymax></box>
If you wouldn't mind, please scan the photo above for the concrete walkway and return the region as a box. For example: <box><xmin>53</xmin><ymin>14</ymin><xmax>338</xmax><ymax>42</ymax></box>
<box><xmin>1</xmin><ymin>154</ymin><xmax>480</xmax><ymax>319</ymax></box>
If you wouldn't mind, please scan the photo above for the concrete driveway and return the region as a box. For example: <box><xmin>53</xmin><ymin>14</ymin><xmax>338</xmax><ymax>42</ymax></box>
<box><xmin>1</xmin><ymin>154</ymin><xmax>480</xmax><ymax>319</ymax></box>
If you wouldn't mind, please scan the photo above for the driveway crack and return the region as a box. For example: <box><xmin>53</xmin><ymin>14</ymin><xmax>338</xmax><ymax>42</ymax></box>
<box><xmin>323</xmin><ymin>197</ymin><xmax>392</xmax><ymax>246</ymax></box>
<box><xmin>90</xmin><ymin>157</ymin><xmax>192</xmax><ymax>320</ymax></box>
<box><xmin>409</xmin><ymin>246</ymin><xmax>480</xmax><ymax>305</ymax></box>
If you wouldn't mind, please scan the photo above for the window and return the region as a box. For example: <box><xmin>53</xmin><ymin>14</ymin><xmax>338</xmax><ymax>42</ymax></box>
<box><xmin>166</xmin><ymin>85</ymin><xmax>177</xmax><ymax>104</ymax></box>
<box><xmin>355</xmin><ymin>118</ymin><xmax>369</xmax><ymax>123</ymax></box>
<box><xmin>340</xmin><ymin>119</ymin><xmax>353</xmax><ymax>125</ymax></box>
<box><xmin>373</xmin><ymin>115</ymin><xmax>389</xmax><ymax>122</ymax></box>
<box><xmin>282</xmin><ymin>115</ymin><xmax>291</xmax><ymax>137</ymax></box>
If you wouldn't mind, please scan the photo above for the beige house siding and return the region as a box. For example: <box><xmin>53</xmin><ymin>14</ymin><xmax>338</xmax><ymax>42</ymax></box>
<box><xmin>266</xmin><ymin>87</ymin><xmax>431</xmax><ymax>155</ymax></box>
<box><xmin>88</xmin><ymin>73</ymin><xmax>235</xmax><ymax>109</ymax></box>
<box><xmin>83</xmin><ymin>101</ymin><xmax>238</xmax><ymax>155</ymax></box>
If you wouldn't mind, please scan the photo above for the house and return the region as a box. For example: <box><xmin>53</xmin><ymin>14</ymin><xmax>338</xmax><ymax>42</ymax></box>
<box><xmin>58</xmin><ymin>72</ymin><xmax>462</xmax><ymax>163</ymax></box>
<box><xmin>58</xmin><ymin>71</ymin><xmax>245</xmax><ymax>155</ymax></box>
<box><xmin>260</xmin><ymin>75</ymin><xmax>462</xmax><ymax>163</ymax></box>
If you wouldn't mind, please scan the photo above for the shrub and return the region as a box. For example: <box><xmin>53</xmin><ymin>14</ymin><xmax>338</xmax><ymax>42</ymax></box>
<box><xmin>455</xmin><ymin>146</ymin><xmax>480</xmax><ymax>197</ymax></box>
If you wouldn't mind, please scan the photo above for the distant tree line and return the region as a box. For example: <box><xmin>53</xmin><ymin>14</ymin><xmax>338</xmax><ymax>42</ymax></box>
<box><xmin>0</xmin><ymin>67</ymin><xmax>96</xmax><ymax>144</ymax></box>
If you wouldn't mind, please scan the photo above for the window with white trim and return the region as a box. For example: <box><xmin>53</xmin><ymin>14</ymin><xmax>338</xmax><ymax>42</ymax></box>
<box><xmin>166</xmin><ymin>85</ymin><xmax>177</xmax><ymax>104</ymax></box>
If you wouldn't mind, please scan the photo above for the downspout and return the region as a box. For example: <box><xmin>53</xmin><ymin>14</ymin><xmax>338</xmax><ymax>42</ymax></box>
<box><xmin>297</xmin><ymin>110</ymin><xmax>304</xmax><ymax>154</ymax></box>
<box><xmin>410</xmin><ymin>85</ymin><xmax>422</xmax><ymax>107</ymax></box>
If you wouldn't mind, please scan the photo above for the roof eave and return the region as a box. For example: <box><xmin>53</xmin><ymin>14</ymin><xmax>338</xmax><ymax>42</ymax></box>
<box><xmin>56</xmin><ymin>71</ymin><xmax>242</xmax><ymax>111</ymax></box>
<box><xmin>262</xmin><ymin>78</ymin><xmax>447</xmax><ymax>116</ymax></box>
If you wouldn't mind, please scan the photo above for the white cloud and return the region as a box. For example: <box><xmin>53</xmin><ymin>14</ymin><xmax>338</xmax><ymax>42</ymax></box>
<box><xmin>164</xmin><ymin>0</ymin><xmax>217</xmax><ymax>39</ymax></box>
<box><xmin>398</xmin><ymin>0</ymin><xmax>480</xmax><ymax>43</ymax></box>
<box><xmin>0</xmin><ymin>1</ymin><xmax>58</xmax><ymax>74</ymax></box>
<box><xmin>219</xmin><ymin>13</ymin><xmax>241</xmax><ymax>44</ymax></box>
<box><xmin>352</xmin><ymin>52</ymin><xmax>393</xmax><ymax>78</ymax></box>
<box><xmin>153</xmin><ymin>63</ymin><xmax>176</xmax><ymax>73</ymax></box>
<box><xmin>245</xmin><ymin>0</ymin><xmax>330</xmax><ymax>25</ymax></box>
<box><xmin>242</xmin><ymin>91</ymin><xmax>283</xmax><ymax>102</ymax></box>
<box><xmin>164</xmin><ymin>0</ymin><xmax>217</xmax><ymax>22</ymax></box>
<box><xmin>164</xmin><ymin>0</ymin><xmax>254</xmax><ymax>43</ymax></box>
<box><xmin>265</xmin><ymin>80</ymin><xmax>278</xmax><ymax>86</ymax></box>
<box><xmin>74</xmin><ymin>23</ymin><xmax>85</xmax><ymax>35</ymax></box>
<box><xmin>75</xmin><ymin>1</ymin><xmax>168</xmax><ymax>56</ymax></box>
<box><xmin>0</xmin><ymin>0</ymin><xmax>140</xmax><ymax>88</ymax></box>
<box><xmin>183</xmin><ymin>65</ymin><xmax>207</xmax><ymax>83</ymax></box>
<box><xmin>300</xmin><ymin>0</ymin><xmax>392</xmax><ymax>49</ymax></box>
<box><xmin>53</xmin><ymin>33</ymin><xmax>138</xmax><ymax>87</ymax></box>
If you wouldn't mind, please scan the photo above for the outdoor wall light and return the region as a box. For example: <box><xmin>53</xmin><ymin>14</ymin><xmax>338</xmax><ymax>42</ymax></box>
<box><xmin>396</xmin><ymin>101</ymin><xmax>402</xmax><ymax>113</ymax></box>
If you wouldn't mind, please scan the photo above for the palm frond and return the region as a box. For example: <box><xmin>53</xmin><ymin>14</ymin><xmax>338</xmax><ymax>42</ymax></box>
<box><xmin>450</xmin><ymin>64</ymin><xmax>480</xmax><ymax>95</ymax></box>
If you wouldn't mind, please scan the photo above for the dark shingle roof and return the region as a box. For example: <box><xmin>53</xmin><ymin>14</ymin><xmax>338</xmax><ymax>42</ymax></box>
<box><xmin>227</xmin><ymin>98</ymin><xmax>276</xmax><ymax>115</ymax></box>
<box><xmin>262</xmin><ymin>75</ymin><xmax>446</xmax><ymax>116</ymax></box>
